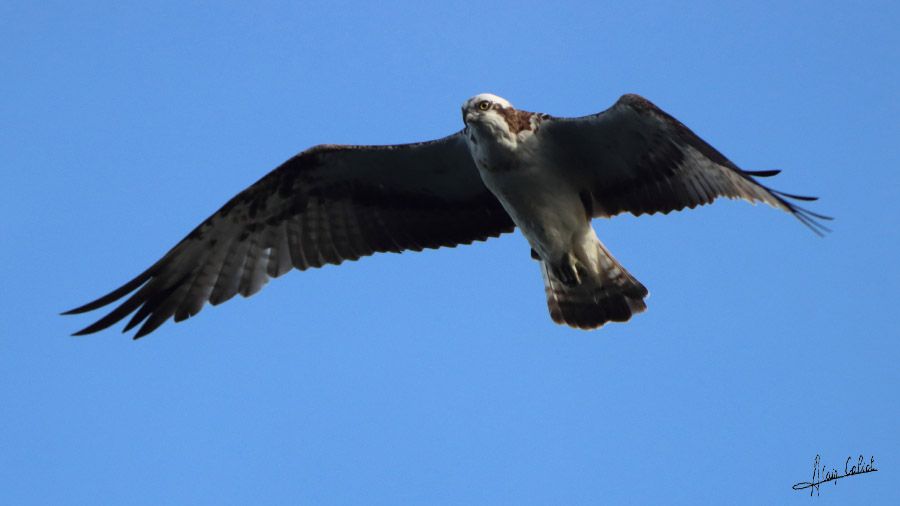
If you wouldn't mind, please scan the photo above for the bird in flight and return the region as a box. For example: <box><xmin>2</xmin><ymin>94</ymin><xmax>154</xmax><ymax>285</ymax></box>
<box><xmin>64</xmin><ymin>93</ymin><xmax>829</xmax><ymax>338</ymax></box>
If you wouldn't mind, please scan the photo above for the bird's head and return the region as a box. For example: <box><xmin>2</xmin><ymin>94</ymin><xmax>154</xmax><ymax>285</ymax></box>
<box><xmin>461</xmin><ymin>93</ymin><xmax>514</xmax><ymax>128</ymax></box>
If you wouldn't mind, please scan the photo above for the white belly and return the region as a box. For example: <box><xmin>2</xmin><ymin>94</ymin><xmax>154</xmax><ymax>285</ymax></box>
<box><xmin>479</xmin><ymin>164</ymin><xmax>591</xmax><ymax>262</ymax></box>
<box><xmin>464</xmin><ymin>122</ymin><xmax>598</xmax><ymax>269</ymax></box>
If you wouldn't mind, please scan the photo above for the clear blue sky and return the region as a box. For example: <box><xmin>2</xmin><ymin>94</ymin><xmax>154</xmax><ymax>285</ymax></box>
<box><xmin>2</xmin><ymin>1</ymin><xmax>898</xmax><ymax>504</ymax></box>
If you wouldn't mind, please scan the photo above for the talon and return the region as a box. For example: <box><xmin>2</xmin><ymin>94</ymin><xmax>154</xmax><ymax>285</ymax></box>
<box><xmin>553</xmin><ymin>254</ymin><xmax>581</xmax><ymax>286</ymax></box>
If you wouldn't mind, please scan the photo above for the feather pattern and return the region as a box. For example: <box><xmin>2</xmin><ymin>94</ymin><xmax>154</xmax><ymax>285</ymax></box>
<box><xmin>540</xmin><ymin>94</ymin><xmax>832</xmax><ymax>235</ymax></box>
<box><xmin>65</xmin><ymin>93</ymin><xmax>829</xmax><ymax>337</ymax></box>
<box><xmin>65</xmin><ymin>133</ymin><xmax>515</xmax><ymax>338</ymax></box>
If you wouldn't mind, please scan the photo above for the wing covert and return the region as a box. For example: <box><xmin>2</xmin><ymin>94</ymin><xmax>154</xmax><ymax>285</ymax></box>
<box><xmin>65</xmin><ymin>132</ymin><xmax>514</xmax><ymax>338</ymax></box>
<box><xmin>539</xmin><ymin>94</ymin><xmax>830</xmax><ymax>233</ymax></box>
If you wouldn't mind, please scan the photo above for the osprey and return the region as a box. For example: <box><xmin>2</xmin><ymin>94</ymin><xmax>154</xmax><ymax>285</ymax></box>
<box><xmin>65</xmin><ymin>93</ymin><xmax>829</xmax><ymax>338</ymax></box>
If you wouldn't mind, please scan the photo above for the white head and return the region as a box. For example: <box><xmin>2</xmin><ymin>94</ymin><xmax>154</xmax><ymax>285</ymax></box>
<box><xmin>461</xmin><ymin>93</ymin><xmax>514</xmax><ymax>127</ymax></box>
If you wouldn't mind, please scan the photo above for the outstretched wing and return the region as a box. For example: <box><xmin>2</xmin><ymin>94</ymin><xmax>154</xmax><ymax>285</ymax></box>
<box><xmin>539</xmin><ymin>94</ymin><xmax>830</xmax><ymax>233</ymax></box>
<box><xmin>65</xmin><ymin>132</ymin><xmax>514</xmax><ymax>338</ymax></box>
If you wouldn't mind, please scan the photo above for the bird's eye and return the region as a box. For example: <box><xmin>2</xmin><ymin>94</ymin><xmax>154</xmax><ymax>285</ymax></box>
<box><xmin>478</xmin><ymin>101</ymin><xmax>491</xmax><ymax>111</ymax></box>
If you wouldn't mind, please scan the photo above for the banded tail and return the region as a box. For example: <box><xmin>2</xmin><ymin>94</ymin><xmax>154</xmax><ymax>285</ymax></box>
<box><xmin>540</xmin><ymin>242</ymin><xmax>648</xmax><ymax>329</ymax></box>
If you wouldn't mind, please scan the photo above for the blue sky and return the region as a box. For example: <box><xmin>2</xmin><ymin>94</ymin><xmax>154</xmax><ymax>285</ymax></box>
<box><xmin>2</xmin><ymin>1</ymin><xmax>898</xmax><ymax>504</ymax></box>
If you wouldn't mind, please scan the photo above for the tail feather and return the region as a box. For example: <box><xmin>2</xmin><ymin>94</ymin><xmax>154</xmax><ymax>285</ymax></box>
<box><xmin>541</xmin><ymin>243</ymin><xmax>648</xmax><ymax>329</ymax></box>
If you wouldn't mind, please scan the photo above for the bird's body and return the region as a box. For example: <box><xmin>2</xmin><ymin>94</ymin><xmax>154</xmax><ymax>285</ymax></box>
<box><xmin>65</xmin><ymin>93</ymin><xmax>829</xmax><ymax>338</ymax></box>
<box><xmin>463</xmin><ymin>95</ymin><xmax>577</xmax><ymax>265</ymax></box>
<box><xmin>463</xmin><ymin>93</ymin><xmax>649</xmax><ymax>325</ymax></box>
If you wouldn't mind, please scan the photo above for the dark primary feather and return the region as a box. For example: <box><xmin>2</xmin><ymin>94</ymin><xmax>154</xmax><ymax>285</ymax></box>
<box><xmin>541</xmin><ymin>94</ymin><xmax>831</xmax><ymax>235</ymax></box>
<box><xmin>64</xmin><ymin>133</ymin><xmax>515</xmax><ymax>338</ymax></box>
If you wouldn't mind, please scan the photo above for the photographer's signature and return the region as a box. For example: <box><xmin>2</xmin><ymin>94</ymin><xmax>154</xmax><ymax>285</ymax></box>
<box><xmin>793</xmin><ymin>454</ymin><xmax>877</xmax><ymax>496</ymax></box>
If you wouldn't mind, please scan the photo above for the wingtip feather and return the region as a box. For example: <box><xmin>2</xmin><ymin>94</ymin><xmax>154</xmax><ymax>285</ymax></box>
<box><xmin>744</xmin><ymin>169</ymin><xmax>782</xmax><ymax>178</ymax></box>
<box><xmin>62</xmin><ymin>268</ymin><xmax>154</xmax><ymax>315</ymax></box>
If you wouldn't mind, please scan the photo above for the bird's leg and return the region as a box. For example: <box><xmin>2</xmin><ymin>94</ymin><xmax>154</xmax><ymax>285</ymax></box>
<box><xmin>533</xmin><ymin>249</ymin><xmax>582</xmax><ymax>286</ymax></box>
<box><xmin>551</xmin><ymin>252</ymin><xmax>582</xmax><ymax>287</ymax></box>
